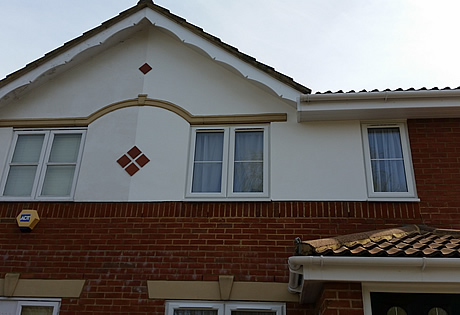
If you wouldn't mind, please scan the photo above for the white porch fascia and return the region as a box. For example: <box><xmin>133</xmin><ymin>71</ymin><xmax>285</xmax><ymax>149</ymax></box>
<box><xmin>297</xmin><ymin>89</ymin><xmax>460</xmax><ymax>121</ymax></box>
<box><xmin>288</xmin><ymin>255</ymin><xmax>460</xmax><ymax>303</ymax></box>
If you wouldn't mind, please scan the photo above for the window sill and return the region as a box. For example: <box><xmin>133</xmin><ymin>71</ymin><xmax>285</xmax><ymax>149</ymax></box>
<box><xmin>367</xmin><ymin>197</ymin><xmax>420</xmax><ymax>202</ymax></box>
<box><xmin>184</xmin><ymin>196</ymin><xmax>272</xmax><ymax>202</ymax></box>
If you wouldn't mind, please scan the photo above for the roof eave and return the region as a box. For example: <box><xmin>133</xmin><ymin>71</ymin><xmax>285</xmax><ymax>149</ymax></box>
<box><xmin>288</xmin><ymin>255</ymin><xmax>460</xmax><ymax>304</ymax></box>
<box><xmin>297</xmin><ymin>89</ymin><xmax>460</xmax><ymax>121</ymax></box>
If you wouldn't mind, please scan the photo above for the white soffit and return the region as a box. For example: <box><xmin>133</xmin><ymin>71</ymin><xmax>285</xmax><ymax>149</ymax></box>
<box><xmin>0</xmin><ymin>7</ymin><xmax>302</xmax><ymax>107</ymax></box>
<box><xmin>297</xmin><ymin>90</ymin><xmax>460</xmax><ymax>121</ymax></box>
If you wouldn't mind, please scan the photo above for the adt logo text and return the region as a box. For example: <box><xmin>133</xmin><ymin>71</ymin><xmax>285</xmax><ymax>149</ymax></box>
<box><xmin>20</xmin><ymin>214</ymin><xmax>31</xmax><ymax>222</ymax></box>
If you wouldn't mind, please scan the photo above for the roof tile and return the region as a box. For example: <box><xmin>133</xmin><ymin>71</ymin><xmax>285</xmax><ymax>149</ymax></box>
<box><xmin>296</xmin><ymin>225</ymin><xmax>460</xmax><ymax>258</ymax></box>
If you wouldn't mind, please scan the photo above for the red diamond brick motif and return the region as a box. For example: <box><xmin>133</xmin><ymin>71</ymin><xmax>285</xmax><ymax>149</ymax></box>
<box><xmin>125</xmin><ymin>163</ymin><xmax>140</xmax><ymax>176</ymax></box>
<box><xmin>118</xmin><ymin>146</ymin><xmax>150</xmax><ymax>176</ymax></box>
<box><xmin>139</xmin><ymin>63</ymin><xmax>152</xmax><ymax>74</ymax></box>
<box><xmin>127</xmin><ymin>146</ymin><xmax>142</xmax><ymax>159</ymax></box>
<box><xmin>136</xmin><ymin>154</ymin><xmax>150</xmax><ymax>167</ymax></box>
<box><xmin>117</xmin><ymin>155</ymin><xmax>131</xmax><ymax>168</ymax></box>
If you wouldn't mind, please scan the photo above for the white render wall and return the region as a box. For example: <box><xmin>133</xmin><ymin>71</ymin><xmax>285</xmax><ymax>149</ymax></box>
<box><xmin>0</xmin><ymin>26</ymin><xmax>368</xmax><ymax>202</ymax></box>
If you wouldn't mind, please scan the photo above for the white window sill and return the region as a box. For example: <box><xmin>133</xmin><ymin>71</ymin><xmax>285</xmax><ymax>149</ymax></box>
<box><xmin>367</xmin><ymin>197</ymin><xmax>420</xmax><ymax>202</ymax></box>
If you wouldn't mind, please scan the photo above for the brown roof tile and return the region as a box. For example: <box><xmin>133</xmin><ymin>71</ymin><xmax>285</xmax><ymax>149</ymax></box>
<box><xmin>296</xmin><ymin>225</ymin><xmax>460</xmax><ymax>258</ymax></box>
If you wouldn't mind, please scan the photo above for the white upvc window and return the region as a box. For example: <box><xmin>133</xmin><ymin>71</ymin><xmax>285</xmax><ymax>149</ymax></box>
<box><xmin>165</xmin><ymin>301</ymin><xmax>284</xmax><ymax>315</ymax></box>
<box><xmin>187</xmin><ymin>126</ymin><xmax>269</xmax><ymax>199</ymax></box>
<box><xmin>0</xmin><ymin>129</ymin><xmax>86</xmax><ymax>200</ymax></box>
<box><xmin>0</xmin><ymin>298</ymin><xmax>60</xmax><ymax>315</ymax></box>
<box><xmin>362</xmin><ymin>123</ymin><xmax>416</xmax><ymax>199</ymax></box>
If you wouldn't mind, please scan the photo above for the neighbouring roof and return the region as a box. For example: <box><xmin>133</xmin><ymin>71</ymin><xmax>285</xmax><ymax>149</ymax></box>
<box><xmin>296</xmin><ymin>225</ymin><xmax>460</xmax><ymax>258</ymax></box>
<box><xmin>0</xmin><ymin>0</ymin><xmax>310</xmax><ymax>94</ymax></box>
<box><xmin>313</xmin><ymin>86</ymin><xmax>460</xmax><ymax>95</ymax></box>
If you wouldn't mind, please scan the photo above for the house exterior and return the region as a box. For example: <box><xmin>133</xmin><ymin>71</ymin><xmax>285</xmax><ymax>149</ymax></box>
<box><xmin>1</xmin><ymin>1</ymin><xmax>460</xmax><ymax>314</ymax></box>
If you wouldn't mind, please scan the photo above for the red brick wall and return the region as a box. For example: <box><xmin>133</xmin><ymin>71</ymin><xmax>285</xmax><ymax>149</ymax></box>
<box><xmin>1</xmin><ymin>118</ymin><xmax>460</xmax><ymax>314</ymax></box>
<box><xmin>409</xmin><ymin>118</ymin><xmax>460</xmax><ymax>228</ymax></box>
<box><xmin>0</xmin><ymin>201</ymin><xmax>420</xmax><ymax>314</ymax></box>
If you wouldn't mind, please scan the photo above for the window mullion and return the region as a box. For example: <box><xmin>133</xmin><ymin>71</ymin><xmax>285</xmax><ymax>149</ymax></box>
<box><xmin>34</xmin><ymin>132</ymin><xmax>52</xmax><ymax>198</ymax></box>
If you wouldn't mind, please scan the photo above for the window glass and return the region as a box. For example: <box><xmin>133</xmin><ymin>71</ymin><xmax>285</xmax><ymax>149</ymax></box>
<box><xmin>192</xmin><ymin>132</ymin><xmax>224</xmax><ymax>193</ymax></box>
<box><xmin>41</xmin><ymin>166</ymin><xmax>76</xmax><ymax>196</ymax></box>
<box><xmin>11</xmin><ymin>134</ymin><xmax>45</xmax><ymax>163</ymax></box>
<box><xmin>21</xmin><ymin>305</ymin><xmax>54</xmax><ymax>315</ymax></box>
<box><xmin>174</xmin><ymin>311</ymin><xmax>218</xmax><ymax>315</ymax></box>
<box><xmin>1</xmin><ymin>130</ymin><xmax>85</xmax><ymax>199</ymax></box>
<box><xmin>233</xmin><ymin>131</ymin><xmax>263</xmax><ymax>193</ymax></box>
<box><xmin>4</xmin><ymin>166</ymin><xmax>38</xmax><ymax>196</ymax></box>
<box><xmin>48</xmin><ymin>134</ymin><xmax>82</xmax><ymax>163</ymax></box>
<box><xmin>232</xmin><ymin>312</ymin><xmax>275</xmax><ymax>315</ymax></box>
<box><xmin>368</xmin><ymin>128</ymin><xmax>407</xmax><ymax>192</ymax></box>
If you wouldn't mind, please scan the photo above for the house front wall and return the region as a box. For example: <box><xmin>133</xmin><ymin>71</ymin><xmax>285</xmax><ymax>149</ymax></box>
<box><xmin>0</xmin><ymin>25</ymin><xmax>368</xmax><ymax>203</ymax></box>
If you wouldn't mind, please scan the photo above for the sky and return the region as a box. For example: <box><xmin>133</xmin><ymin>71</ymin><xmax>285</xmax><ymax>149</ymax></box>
<box><xmin>1</xmin><ymin>0</ymin><xmax>460</xmax><ymax>93</ymax></box>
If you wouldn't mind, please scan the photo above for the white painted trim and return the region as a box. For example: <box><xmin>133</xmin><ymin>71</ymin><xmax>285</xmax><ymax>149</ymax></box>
<box><xmin>361</xmin><ymin>122</ymin><xmax>417</xmax><ymax>199</ymax></box>
<box><xmin>362</xmin><ymin>282</ymin><xmax>460</xmax><ymax>315</ymax></box>
<box><xmin>0</xmin><ymin>128</ymin><xmax>86</xmax><ymax>201</ymax></box>
<box><xmin>165</xmin><ymin>301</ymin><xmax>285</xmax><ymax>315</ymax></box>
<box><xmin>297</xmin><ymin>89</ymin><xmax>460</xmax><ymax>121</ymax></box>
<box><xmin>288</xmin><ymin>256</ymin><xmax>460</xmax><ymax>293</ymax></box>
<box><xmin>186</xmin><ymin>125</ymin><xmax>269</xmax><ymax>199</ymax></box>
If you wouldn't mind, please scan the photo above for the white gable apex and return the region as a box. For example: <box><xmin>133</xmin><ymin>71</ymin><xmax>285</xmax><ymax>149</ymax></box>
<box><xmin>0</xmin><ymin>2</ymin><xmax>309</xmax><ymax>108</ymax></box>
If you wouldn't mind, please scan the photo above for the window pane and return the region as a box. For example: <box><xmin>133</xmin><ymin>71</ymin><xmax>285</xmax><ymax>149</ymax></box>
<box><xmin>174</xmin><ymin>311</ymin><xmax>218</xmax><ymax>315</ymax></box>
<box><xmin>41</xmin><ymin>165</ymin><xmax>76</xmax><ymax>196</ymax></box>
<box><xmin>21</xmin><ymin>306</ymin><xmax>54</xmax><ymax>315</ymax></box>
<box><xmin>234</xmin><ymin>131</ymin><xmax>263</xmax><ymax>161</ymax></box>
<box><xmin>12</xmin><ymin>134</ymin><xmax>45</xmax><ymax>163</ymax></box>
<box><xmin>368</xmin><ymin>128</ymin><xmax>407</xmax><ymax>192</ymax></box>
<box><xmin>234</xmin><ymin>162</ymin><xmax>263</xmax><ymax>192</ymax></box>
<box><xmin>192</xmin><ymin>132</ymin><xmax>224</xmax><ymax>192</ymax></box>
<box><xmin>3</xmin><ymin>166</ymin><xmax>37</xmax><ymax>196</ymax></box>
<box><xmin>48</xmin><ymin>134</ymin><xmax>82</xmax><ymax>163</ymax></box>
<box><xmin>194</xmin><ymin>132</ymin><xmax>224</xmax><ymax>161</ymax></box>
<box><xmin>192</xmin><ymin>163</ymin><xmax>222</xmax><ymax>192</ymax></box>
<box><xmin>371</xmin><ymin>160</ymin><xmax>407</xmax><ymax>192</ymax></box>
<box><xmin>232</xmin><ymin>312</ymin><xmax>275</xmax><ymax>315</ymax></box>
<box><xmin>368</xmin><ymin>128</ymin><xmax>403</xmax><ymax>159</ymax></box>
<box><xmin>234</xmin><ymin>131</ymin><xmax>263</xmax><ymax>193</ymax></box>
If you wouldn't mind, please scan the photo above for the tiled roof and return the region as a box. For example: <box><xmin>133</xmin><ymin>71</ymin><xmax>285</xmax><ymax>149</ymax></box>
<box><xmin>314</xmin><ymin>86</ymin><xmax>460</xmax><ymax>95</ymax></box>
<box><xmin>296</xmin><ymin>225</ymin><xmax>460</xmax><ymax>258</ymax></box>
<box><xmin>0</xmin><ymin>1</ymin><xmax>310</xmax><ymax>94</ymax></box>
<box><xmin>315</xmin><ymin>86</ymin><xmax>460</xmax><ymax>95</ymax></box>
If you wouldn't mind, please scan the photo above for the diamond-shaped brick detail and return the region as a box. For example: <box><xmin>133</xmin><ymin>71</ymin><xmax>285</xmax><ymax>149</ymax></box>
<box><xmin>136</xmin><ymin>154</ymin><xmax>150</xmax><ymax>167</ymax></box>
<box><xmin>128</xmin><ymin>146</ymin><xmax>142</xmax><ymax>159</ymax></box>
<box><xmin>125</xmin><ymin>163</ymin><xmax>140</xmax><ymax>176</ymax></box>
<box><xmin>117</xmin><ymin>146</ymin><xmax>150</xmax><ymax>176</ymax></box>
<box><xmin>139</xmin><ymin>63</ymin><xmax>152</xmax><ymax>74</ymax></box>
<box><xmin>117</xmin><ymin>155</ymin><xmax>131</xmax><ymax>168</ymax></box>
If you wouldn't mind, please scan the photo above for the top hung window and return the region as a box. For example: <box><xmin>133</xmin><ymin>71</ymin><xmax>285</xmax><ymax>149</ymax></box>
<box><xmin>1</xmin><ymin>129</ymin><xmax>86</xmax><ymax>200</ymax></box>
<box><xmin>187</xmin><ymin>126</ymin><xmax>269</xmax><ymax>198</ymax></box>
<box><xmin>362</xmin><ymin>123</ymin><xmax>416</xmax><ymax>199</ymax></box>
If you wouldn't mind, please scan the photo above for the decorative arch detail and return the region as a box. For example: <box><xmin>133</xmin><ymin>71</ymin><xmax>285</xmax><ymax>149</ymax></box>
<box><xmin>0</xmin><ymin>94</ymin><xmax>287</xmax><ymax>128</ymax></box>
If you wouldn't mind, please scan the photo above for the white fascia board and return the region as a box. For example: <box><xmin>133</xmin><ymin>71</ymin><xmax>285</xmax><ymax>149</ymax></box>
<box><xmin>288</xmin><ymin>256</ymin><xmax>460</xmax><ymax>287</ymax></box>
<box><xmin>297</xmin><ymin>90</ymin><xmax>460</xmax><ymax>121</ymax></box>
<box><xmin>143</xmin><ymin>10</ymin><xmax>301</xmax><ymax>103</ymax></box>
<box><xmin>0</xmin><ymin>10</ymin><xmax>148</xmax><ymax>103</ymax></box>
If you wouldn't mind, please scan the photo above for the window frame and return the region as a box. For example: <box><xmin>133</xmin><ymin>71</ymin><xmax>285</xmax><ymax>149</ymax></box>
<box><xmin>16</xmin><ymin>300</ymin><xmax>60</xmax><ymax>315</ymax></box>
<box><xmin>186</xmin><ymin>125</ymin><xmax>269</xmax><ymax>199</ymax></box>
<box><xmin>0</xmin><ymin>298</ymin><xmax>60</xmax><ymax>315</ymax></box>
<box><xmin>165</xmin><ymin>301</ymin><xmax>285</xmax><ymax>315</ymax></box>
<box><xmin>362</xmin><ymin>282</ymin><xmax>460</xmax><ymax>315</ymax></box>
<box><xmin>361</xmin><ymin>122</ymin><xmax>417</xmax><ymax>200</ymax></box>
<box><xmin>0</xmin><ymin>128</ymin><xmax>86</xmax><ymax>201</ymax></box>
